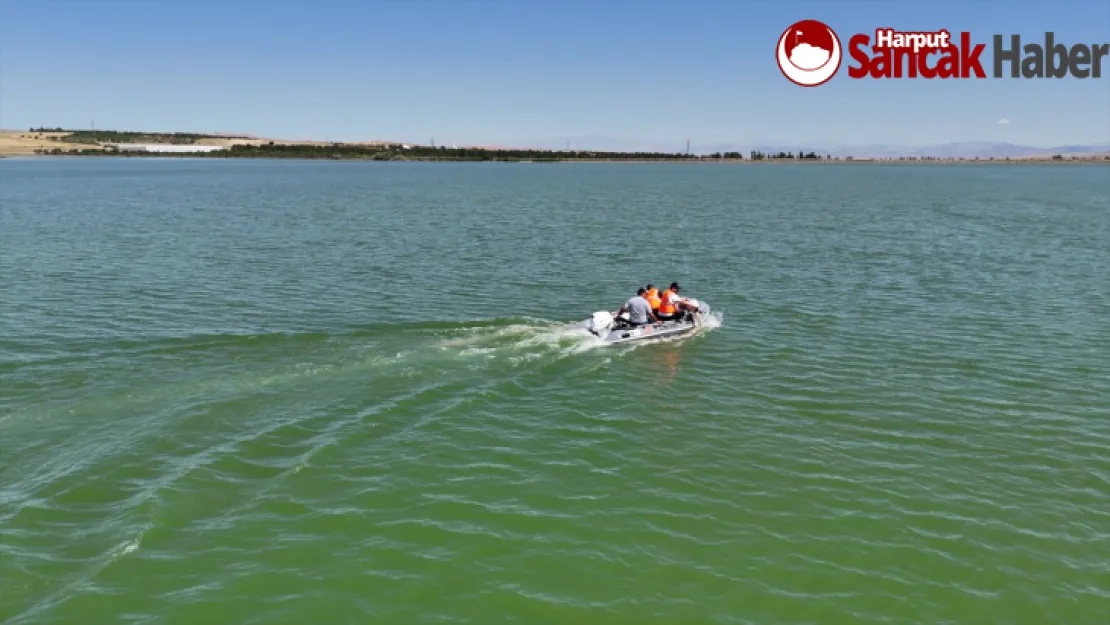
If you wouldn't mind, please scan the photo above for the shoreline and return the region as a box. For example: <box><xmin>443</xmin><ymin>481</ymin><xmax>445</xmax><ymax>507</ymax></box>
<box><xmin>2</xmin><ymin>130</ymin><xmax>1107</xmax><ymax>164</ymax></box>
<box><xmin>8</xmin><ymin>153</ymin><xmax>1109</xmax><ymax>165</ymax></box>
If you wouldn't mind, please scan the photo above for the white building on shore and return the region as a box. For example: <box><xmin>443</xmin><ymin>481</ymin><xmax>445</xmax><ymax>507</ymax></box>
<box><xmin>112</xmin><ymin>144</ymin><xmax>227</xmax><ymax>153</ymax></box>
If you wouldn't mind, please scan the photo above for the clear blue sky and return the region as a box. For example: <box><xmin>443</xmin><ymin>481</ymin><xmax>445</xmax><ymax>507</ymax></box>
<box><xmin>2</xmin><ymin>0</ymin><xmax>1108</xmax><ymax>149</ymax></box>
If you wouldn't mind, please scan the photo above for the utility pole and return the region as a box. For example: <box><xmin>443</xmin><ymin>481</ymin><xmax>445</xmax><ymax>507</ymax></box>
<box><xmin>686</xmin><ymin>139</ymin><xmax>690</xmax><ymax>155</ymax></box>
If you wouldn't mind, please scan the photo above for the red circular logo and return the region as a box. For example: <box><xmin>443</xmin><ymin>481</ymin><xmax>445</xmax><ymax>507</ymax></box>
<box><xmin>776</xmin><ymin>20</ymin><xmax>843</xmax><ymax>87</ymax></box>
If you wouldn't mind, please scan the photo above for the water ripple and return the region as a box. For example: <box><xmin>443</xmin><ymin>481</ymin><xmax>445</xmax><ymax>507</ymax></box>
<box><xmin>2</xmin><ymin>161</ymin><xmax>1108</xmax><ymax>624</ymax></box>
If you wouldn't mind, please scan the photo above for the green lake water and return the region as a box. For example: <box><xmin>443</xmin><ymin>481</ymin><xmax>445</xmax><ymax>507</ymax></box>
<box><xmin>1</xmin><ymin>158</ymin><xmax>1108</xmax><ymax>624</ymax></box>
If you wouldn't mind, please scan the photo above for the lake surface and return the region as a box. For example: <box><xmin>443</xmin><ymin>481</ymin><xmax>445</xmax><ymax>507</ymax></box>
<box><xmin>2</xmin><ymin>158</ymin><xmax>1108</xmax><ymax>624</ymax></box>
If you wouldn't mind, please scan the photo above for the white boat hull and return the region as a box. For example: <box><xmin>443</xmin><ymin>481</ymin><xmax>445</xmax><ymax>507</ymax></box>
<box><xmin>572</xmin><ymin>300</ymin><xmax>711</xmax><ymax>344</ymax></box>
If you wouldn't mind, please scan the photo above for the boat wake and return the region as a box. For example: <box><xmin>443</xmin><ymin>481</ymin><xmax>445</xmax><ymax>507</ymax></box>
<box><xmin>1</xmin><ymin>311</ymin><xmax>723</xmax><ymax>435</ymax></box>
<box><xmin>436</xmin><ymin>319</ymin><xmax>608</xmax><ymax>359</ymax></box>
<box><xmin>436</xmin><ymin>308</ymin><xmax>723</xmax><ymax>356</ymax></box>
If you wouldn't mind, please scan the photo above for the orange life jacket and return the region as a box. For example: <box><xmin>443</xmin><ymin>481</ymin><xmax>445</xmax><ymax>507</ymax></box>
<box><xmin>646</xmin><ymin>288</ymin><xmax>661</xmax><ymax>310</ymax></box>
<box><xmin>659</xmin><ymin>290</ymin><xmax>679</xmax><ymax>315</ymax></box>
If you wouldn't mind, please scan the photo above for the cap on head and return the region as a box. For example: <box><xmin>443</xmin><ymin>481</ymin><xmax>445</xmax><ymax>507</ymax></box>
<box><xmin>669</xmin><ymin>282</ymin><xmax>680</xmax><ymax>290</ymax></box>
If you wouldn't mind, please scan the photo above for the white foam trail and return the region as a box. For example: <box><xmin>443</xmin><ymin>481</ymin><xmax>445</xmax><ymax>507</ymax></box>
<box><xmin>458</xmin><ymin>347</ymin><xmax>497</xmax><ymax>358</ymax></box>
<box><xmin>439</xmin><ymin>307</ymin><xmax>721</xmax><ymax>363</ymax></box>
<box><xmin>438</xmin><ymin>318</ymin><xmax>610</xmax><ymax>365</ymax></box>
<box><xmin>438</xmin><ymin>323</ymin><xmax>549</xmax><ymax>348</ymax></box>
<box><xmin>117</xmin><ymin>538</ymin><xmax>141</xmax><ymax>557</ymax></box>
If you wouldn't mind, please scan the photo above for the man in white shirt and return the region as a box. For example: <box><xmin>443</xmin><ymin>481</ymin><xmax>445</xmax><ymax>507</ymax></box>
<box><xmin>658</xmin><ymin>282</ymin><xmax>696</xmax><ymax>322</ymax></box>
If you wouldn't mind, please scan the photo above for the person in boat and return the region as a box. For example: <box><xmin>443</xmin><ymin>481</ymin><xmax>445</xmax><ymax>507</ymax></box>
<box><xmin>614</xmin><ymin>287</ymin><xmax>660</xmax><ymax>327</ymax></box>
<box><xmin>644</xmin><ymin>284</ymin><xmax>662</xmax><ymax>313</ymax></box>
<box><xmin>657</xmin><ymin>282</ymin><xmax>696</xmax><ymax>322</ymax></box>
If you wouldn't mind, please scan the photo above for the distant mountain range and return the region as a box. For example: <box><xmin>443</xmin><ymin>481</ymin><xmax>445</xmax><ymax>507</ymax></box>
<box><xmin>515</xmin><ymin>136</ymin><xmax>1110</xmax><ymax>159</ymax></box>
<box><xmin>815</xmin><ymin>142</ymin><xmax>1110</xmax><ymax>159</ymax></box>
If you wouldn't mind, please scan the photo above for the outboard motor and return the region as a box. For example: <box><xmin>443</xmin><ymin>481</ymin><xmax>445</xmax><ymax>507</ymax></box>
<box><xmin>586</xmin><ymin>311</ymin><xmax>614</xmax><ymax>336</ymax></box>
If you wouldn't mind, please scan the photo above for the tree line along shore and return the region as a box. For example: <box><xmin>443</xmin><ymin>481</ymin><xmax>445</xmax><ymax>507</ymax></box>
<box><xmin>16</xmin><ymin>129</ymin><xmax>1110</xmax><ymax>163</ymax></box>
